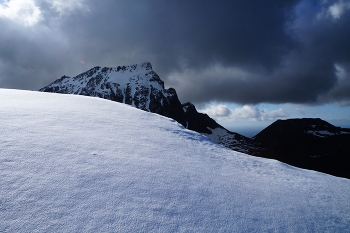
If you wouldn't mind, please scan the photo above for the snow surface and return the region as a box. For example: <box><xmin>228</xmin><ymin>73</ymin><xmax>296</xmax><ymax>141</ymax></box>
<box><xmin>307</xmin><ymin>130</ymin><xmax>350</xmax><ymax>137</ymax></box>
<box><xmin>204</xmin><ymin>127</ymin><xmax>253</xmax><ymax>153</ymax></box>
<box><xmin>1</xmin><ymin>88</ymin><xmax>350</xmax><ymax>232</ymax></box>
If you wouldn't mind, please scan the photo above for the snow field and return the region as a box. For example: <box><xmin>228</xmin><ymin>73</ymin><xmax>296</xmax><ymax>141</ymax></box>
<box><xmin>1</xmin><ymin>89</ymin><xmax>350</xmax><ymax>232</ymax></box>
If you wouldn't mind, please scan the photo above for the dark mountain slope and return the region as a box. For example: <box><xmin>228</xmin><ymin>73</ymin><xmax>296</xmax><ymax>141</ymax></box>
<box><xmin>183</xmin><ymin>102</ymin><xmax>258</xmax><ymax>154</ymax></box>
<box><xmin>252</xmin><ymin>118</ymin><xmax>350</xmax><ymax>178</ymax></box>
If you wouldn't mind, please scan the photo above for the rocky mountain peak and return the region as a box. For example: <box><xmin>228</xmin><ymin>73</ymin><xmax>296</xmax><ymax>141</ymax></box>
<box><xmin>39</xmin><ymin>62</ymin><xmax>186</xmax><ymax>126</ymax></box>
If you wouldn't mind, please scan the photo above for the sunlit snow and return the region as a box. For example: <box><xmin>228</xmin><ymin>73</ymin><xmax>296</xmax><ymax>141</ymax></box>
<box><xmin>1</xmin><ymin>89</ymin><xmax>350</xmax><ymax>232</ymax></box>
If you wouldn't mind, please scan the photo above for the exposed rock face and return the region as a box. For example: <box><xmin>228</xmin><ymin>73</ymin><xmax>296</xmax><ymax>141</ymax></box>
<box><xmin>252</xmin><ymin>118</ymin><xmax>350</xmax><ymax>178</ymax></box>
<box><xmin>182</xmin><ymin>102</ymin><xmax>221</xmax><ymax>134</ymax></box>
<box><xmin>39</xmin><ymin>62</ymin><xmax>187</xmax><ymax>126</ymax></box>
<box><xmin>182</xmin><ymin>102</ymin><xmax>258</xmax><ymax>154</ymax></box>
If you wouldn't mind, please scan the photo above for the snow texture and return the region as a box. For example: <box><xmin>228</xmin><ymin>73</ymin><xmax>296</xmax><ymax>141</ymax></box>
<box><xmin>1</xmin><ymin>88</ymin><xmax>350</xmax><ymax>232</ymax></box>
<box><xmin>307</xmin><ymin>130</ymin><xmax>350</xmax><ymax>137</ymax></box>
<box><xmin>204</xmin><ymin>127</ymin><xmax>254</xmax><ymax>154</ymax></box>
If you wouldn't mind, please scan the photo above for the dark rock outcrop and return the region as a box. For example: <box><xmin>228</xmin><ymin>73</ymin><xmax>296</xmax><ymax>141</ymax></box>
<box><xmin>182</xmin><ymin>102</ymin><xmax>259</xmax><ymax>154</ymax></box>
<box><xmin>252</xmin><ymin>118</ymin><xmax>350</xmax><ymax>178</ymax></box>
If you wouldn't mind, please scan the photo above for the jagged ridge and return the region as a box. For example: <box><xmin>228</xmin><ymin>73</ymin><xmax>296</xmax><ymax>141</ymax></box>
<box><xmin>182</xmin><ymin>102</ymin><xmax>257</xmax><ymax>154</ymax></box>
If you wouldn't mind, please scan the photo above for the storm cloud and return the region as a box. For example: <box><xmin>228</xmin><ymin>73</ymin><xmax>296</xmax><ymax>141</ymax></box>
<box><xmin>1</xmin><ymin>0</ymin><xmax>350</xmax><ymax>106</ymax></box>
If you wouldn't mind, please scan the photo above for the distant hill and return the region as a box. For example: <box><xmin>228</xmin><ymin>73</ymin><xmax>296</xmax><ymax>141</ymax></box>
<box><xmin>252</xmin><ymin>118</ymin><xmax>350</xmax><ymax>178</ymax></box>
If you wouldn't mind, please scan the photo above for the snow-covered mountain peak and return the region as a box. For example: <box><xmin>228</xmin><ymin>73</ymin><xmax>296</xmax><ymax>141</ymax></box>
<box><xmin>88</xmin><ymin>61</ymin><xmax>153</xmax><ymax>73</ymax></box>
<box><xmin>39</xmin><ymin>62</ymin><xmax>187</xmax><ymax>126</ymax></box>
<box><xmin>47</xmin><ymin>62</ymin><xmax>164</xmax><ymax>93</ymax></box>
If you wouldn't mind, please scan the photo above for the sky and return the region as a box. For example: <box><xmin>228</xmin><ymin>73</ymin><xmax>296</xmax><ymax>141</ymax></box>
<box><xmin>1</xmin><ymin>0</ymin><xmax>350</xmax><ymax>134</ymax></box>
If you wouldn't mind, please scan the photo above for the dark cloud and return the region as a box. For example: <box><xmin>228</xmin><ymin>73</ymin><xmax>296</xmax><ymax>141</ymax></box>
<box><xmin>0</xmin><ymin>0</ymin><xmax>350</xmax><ymax>106</ymax></box>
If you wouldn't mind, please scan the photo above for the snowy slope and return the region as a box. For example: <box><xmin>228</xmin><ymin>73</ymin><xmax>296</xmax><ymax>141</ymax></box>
<box><xmin>1</xmin><ymin>89</ymin><xmax>350</xmax><ymax>232</ymax></box>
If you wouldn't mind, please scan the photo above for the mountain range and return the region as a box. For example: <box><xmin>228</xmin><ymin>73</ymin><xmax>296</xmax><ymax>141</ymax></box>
<box><xmin>39</xmin><ymin>62</ymin><xmax>350</xmax><ymax>179</ymax></box>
